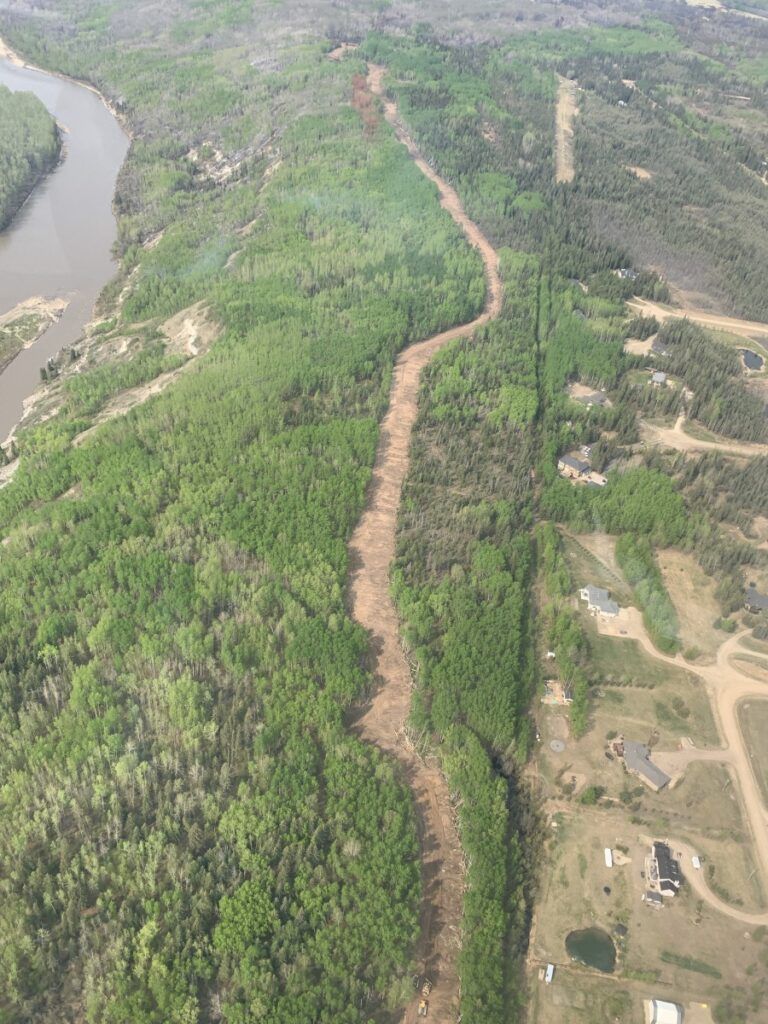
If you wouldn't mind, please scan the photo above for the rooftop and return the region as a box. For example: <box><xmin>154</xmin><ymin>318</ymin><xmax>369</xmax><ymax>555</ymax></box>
<box><xmin>580</xmin><ymin>584</ymin><xmax>620</xmax><ymax>616</ymax></box>
<box><xmin>746</xmin><ymin>585</ymin><xmax>768</xmax><ymax>611</ymax></box>
<box><xmin>559</xmin><ymin>454</ymin><xmax>590</xmax><ymax>474</ymax></box>
<box><xmin>623</xmin><ymin>741</ymin><xmax>671</xmax><ymax>790</ymax></box>
<box><xmin>651</xmin><ymin>371</ymin><xmax>667</xmax><ymax>384</ymax></box>
<box><xmin>648</xmin><ymin>999</ymin><xmax>683</xmax><ymax>1024</ymax></box>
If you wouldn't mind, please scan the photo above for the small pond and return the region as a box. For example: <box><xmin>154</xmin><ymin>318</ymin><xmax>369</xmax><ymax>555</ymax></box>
<box><xmin>740</xmin><ymin>348</ymin><xmax>765</xmax><ymax>371</ymax></box>
<box><xmin>565</xmin><ymin>927</ymin><xmax>616</xmax><ymax>973</ymax></box>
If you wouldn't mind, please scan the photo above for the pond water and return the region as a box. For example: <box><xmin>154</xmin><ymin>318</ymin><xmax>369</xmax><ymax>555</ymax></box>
<box><xmin>0</xmin><ymin>53</ymin><xmax>129</xmax><ymax>438</ymax></box>
<box><xmin>565</xmin><ymin>926</ymin><xmax>617</xmax><ymax>973</ymax></box>
<box><xmin>740</xmin><ymin>348</ymin><xmax>765</xmax><ymax>371</ymax></box>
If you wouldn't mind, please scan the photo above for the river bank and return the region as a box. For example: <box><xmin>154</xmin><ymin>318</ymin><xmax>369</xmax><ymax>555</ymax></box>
<box><xmin>0</xmin><ymin>33</ymin><xmax>133</xmax><ymax>139</ymax></box>
<box><xmin>0</xmin><ymin>37</ymin><xmax>129</xmax><ymax>440</ymax></box>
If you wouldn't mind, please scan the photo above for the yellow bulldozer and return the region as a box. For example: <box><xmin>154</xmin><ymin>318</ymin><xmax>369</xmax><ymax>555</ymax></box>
<box><xmin>417</xmin><ymin>979</ymin><xmax>433</xmax><ymax>1016</ymax></box>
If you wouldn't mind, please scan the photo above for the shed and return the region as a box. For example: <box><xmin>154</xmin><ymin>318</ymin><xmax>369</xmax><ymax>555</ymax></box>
<box><xmin>545</xmin><ymin>963</ymin><xmax>555</xmax><ymax>985</ymax></box>
<box><xmin>604</xmin><ymin>847</ymin><xmax>613</xmax><ymax>868</ymax></box>
<box><xmin>646</xmin><ymin>999</ymin><xmax>683</xmax><ymax>1024</ymax></box>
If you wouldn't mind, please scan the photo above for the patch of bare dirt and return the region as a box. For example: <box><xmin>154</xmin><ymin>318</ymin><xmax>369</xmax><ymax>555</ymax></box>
<box><xmin>161</xmin><ymin>302</ymin><xmax>218</xmax><ymax>357</ymax></box>
<box><xmin>328</xmin><ymin>42</ymin><xmax>359</xmax><ymax>61</ymax></box>
<box><xmin>555</xmin><ymin>75</ymin><xmax>578</xmax><ymax>184</ymax></box>
<box><xmin>347</xmin><ymin>64</ymin><xmax>503</xmax><ymax>1024</ymax></box>
<box><xmin>72</xmin><ymin>304</ymin><xmax>219</xmax><ymax>446</ymax></box>
<box><xmin>624</xmin><ymin>334</ymin><xmax>656</xmax><ymax>356</ymax></box>
<box><xmin>626</xmin><ymin>164</ymin><xmax>653</xmax><ymax>180</ymax></box>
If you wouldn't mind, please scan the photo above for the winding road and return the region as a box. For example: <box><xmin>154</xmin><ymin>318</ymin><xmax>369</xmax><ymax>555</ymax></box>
<box><xmin>642</xmin><ymin>413</ymin><xmax>768</xmax><ymax>459</ymax></box>
<box><xmin>347</xmin><ymin>65</ymin><xmax>503</xmax><ymax>1023</ymax></box>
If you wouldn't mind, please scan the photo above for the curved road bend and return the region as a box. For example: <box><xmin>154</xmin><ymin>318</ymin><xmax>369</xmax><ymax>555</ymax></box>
<box><xmin>600</xmin><ymin>612</ymin><xmax>768</xmax><ymax>924</ymax></box>
<box><xmin>347</xmin><ymin>65</ymin><xmax>503</xmax><ymax>1023</ymax></box>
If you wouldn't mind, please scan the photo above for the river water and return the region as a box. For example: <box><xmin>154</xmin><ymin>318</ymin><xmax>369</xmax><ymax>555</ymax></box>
<box><xmin>0</xmin><ymin>56</ymin><xmax>128</xmax><ymax>439</ymax></box>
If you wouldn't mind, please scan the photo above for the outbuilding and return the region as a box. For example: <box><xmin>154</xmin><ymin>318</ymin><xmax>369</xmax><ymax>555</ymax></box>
<box><xmin>645</xmin><ymin>998</ymin><xmax>683</xmax><ymax>1024</ymax></box>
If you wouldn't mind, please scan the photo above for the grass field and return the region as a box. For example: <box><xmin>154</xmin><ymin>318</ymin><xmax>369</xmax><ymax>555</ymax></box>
<box><xmin>657</xmin><ymin>550</ymin><xmax>722</xmax><ymax>662</ymax></box>
<box><xmin>738</xmin><ymin>699</ymin><xmax>768</xmax><ymax>810</ymax></box>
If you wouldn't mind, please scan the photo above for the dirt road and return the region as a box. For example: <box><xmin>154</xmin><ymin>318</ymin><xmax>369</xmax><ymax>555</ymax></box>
<box><xmin>555</xmin><ymin>75</ymin><xmax>578</xmax><ymax>184</ymax></box>
<box><xmin>598</xmin><ymin>609</ymin><xmax>768</xmax><ymax>922</ymax></box>
<box><xmin>627</xmin><ymin>297</ymin><xmax>768</xmax><ymax>341</ymax></box>
<box><xmin>347</xmin><ymin>65</ymin><xmax>503</xmax><ymax>1023</ymax></box>
<box><xmin>642</xmin><ymin>413</ymin><xmax>768</xmax><ymax>458</ymax></box>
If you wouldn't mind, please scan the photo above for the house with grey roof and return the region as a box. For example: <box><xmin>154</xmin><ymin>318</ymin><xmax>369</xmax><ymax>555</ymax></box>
<box><xmin>623</xmin><ymin>740</ymin><xmax>671</xmax><ymax>791</ymax></box>
<box><xmin>579</xmin><ymin>585</ymin><xmax>619</xmax><ymax>618</ymax></box>
<box><xmin>745</xmin><ymin>586</ymin><xmax>768</xmax><ymax>613</ymax></box>
<box><xmin>651</xmin><ymin>370</ymin><xmax>667</xmax><ymax>387</ymax></box>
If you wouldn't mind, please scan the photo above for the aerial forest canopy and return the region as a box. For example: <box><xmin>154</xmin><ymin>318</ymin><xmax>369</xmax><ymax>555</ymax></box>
<box><xmin>0</xmin><ymin>83</ymin><xmax>60</xmax><ymax>230</ymax></box>
<box><xmin>0</xmin><ymin>1</ymin><xmax>767</xmax><ymax>1023</ymax></box>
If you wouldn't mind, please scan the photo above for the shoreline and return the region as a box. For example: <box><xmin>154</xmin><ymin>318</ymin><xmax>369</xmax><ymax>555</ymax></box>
<box><xmin>0</xmin><ymin>32</ymin><xmax>134</xmax><ymax>140</ymax></box>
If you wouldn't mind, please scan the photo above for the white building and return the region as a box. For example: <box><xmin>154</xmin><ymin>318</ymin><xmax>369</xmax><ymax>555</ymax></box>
<box><xmin>645</xmin><ymin>999</ymin><xmax>683</xmax><ymax>1024</ymax></box>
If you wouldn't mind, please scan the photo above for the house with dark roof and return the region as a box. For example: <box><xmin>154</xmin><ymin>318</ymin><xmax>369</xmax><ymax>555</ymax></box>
<box><xmin>579</xmin><ymin>585</ymin><xmax>619</xmax><ymax>617</ymax></box>
<box><xmin>745</xmin><ymin>586</ymin><xmax>768</xmax><ymax>613</ymax></box>
<box><xmin>650</xmin><ymin>841</ymin><xmax>682</xmax><ymax>896</ymax></box>
<box><xmin>558</xmin><ymin>454</ymin><xmax>590</xmax><ymax>479</ymax></box>
<box><xmin>622</xmin><ymin>740</ymin><xmax>671</xmax><ymax>792</ymax></box>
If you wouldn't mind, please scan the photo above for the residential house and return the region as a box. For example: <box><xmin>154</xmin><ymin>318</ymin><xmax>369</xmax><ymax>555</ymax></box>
<box><xmin>649</xmin><ymin>841</ymin><xmax>682</xmax><ymax>896</ymax></box>
<box><xmin>579</xmin><ymin>584</ymin><xmax>619</xmax><ymax>617</ymax></box>
<box><xmin>745</xmin><ymin>586</ymin><xmax>768</xmax><ymax>613</ymax></box>
<box><xmin>622</xmin><ymin>740</ymin><xmax>671</xmax><ymax>792</ymax></box>
<box><xmin>558</xmin><ymin>454</ymin><xmax>590</xmax><ymax>479</ymax></box>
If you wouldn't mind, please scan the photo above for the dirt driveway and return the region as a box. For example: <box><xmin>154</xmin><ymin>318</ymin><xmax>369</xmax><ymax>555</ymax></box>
<box><xmin>347</xmin><ymin>65</ymin><xmax>503</xmax><ymax>1023</ymax></box>
<box><xmin>642</xmin><ymin>413</ymin><xmax>768</xmax><ymax>458</ymax></box>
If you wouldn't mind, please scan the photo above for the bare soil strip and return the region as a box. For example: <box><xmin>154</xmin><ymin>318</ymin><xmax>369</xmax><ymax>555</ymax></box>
<box><xmin>555</xmin><ymin>75</ymin><xmax>578</xmax><ymax>184</ymax></box>
<box><xmin>347</xmin><ymin>65</ymin><xmax>503</xmax><ymax>1023</ymax></box>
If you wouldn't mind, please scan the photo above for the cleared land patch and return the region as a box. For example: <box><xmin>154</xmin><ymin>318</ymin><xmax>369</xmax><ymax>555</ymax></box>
<box><xmin>657</xmin><ymin>549</ymin><xmax>722</xmax><ymax>662</ymax></box>
<box><xmin>555</xmin><ymin>75</ymin><xmax>578</xmax><ymax>184</ymax></box>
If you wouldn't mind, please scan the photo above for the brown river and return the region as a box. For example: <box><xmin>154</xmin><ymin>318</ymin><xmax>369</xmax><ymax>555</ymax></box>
<box><xmin>0</xmin><ymin>54</ymin><xmax>129</xmax><ymax>439</ymax></box>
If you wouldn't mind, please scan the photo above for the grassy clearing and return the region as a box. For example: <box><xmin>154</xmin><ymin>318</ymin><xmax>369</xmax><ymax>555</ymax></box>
<box><xmin>738</xmin><ymin>699</ymin><xmax>768</xmax><ymax>809</ymax></box>
<box><xmin>657</xmin><ymin>549</ymin><xmax>722</xmax><ymax>662</ymax></box>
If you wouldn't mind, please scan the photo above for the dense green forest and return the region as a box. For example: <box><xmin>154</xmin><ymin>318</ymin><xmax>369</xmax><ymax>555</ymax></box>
<box><xmin>0</xmin><ymin>83</ymin><xmax>59</xmax><ymax>230</ymax></box>
<box><xmin>0</xmin><ymin>17</ymin><xmax>486</xmax><ymax>1022</ymax></box>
